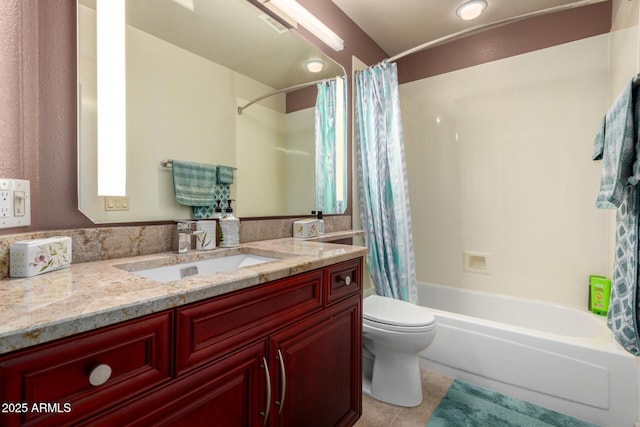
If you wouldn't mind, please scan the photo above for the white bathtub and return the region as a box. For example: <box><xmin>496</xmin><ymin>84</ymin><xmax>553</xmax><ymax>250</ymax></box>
<box><xmin>417</xmin><ymin>282</ymin><xmax>639</xmax><ymax>427</ymax></box>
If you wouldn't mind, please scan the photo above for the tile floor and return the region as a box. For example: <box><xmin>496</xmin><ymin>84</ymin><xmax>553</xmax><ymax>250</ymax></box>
<box><xmin>355</xmin><ymin>369</ymin><xmax>454</xmax><ymax>427</ymax></box>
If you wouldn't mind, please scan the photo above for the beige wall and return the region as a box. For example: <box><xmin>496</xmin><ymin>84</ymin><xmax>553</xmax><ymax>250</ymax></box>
<box><xmin>401</xmin><ymin>27</ymin><xmax>638</xmax><ymax>309</ymax></box>
<box><xmin>284</xmin><ymin>108</ymin><xmax>316</xmax><ymax>215</ymax></box>
<box><xmin>235</xmin><ymin>99</ymin><xmax>287</xmax><ymax>217</ymax></box>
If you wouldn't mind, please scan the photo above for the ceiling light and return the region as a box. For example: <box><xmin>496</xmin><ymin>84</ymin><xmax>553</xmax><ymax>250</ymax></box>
<box><xmin>305</xmin><ymin>59</ymin><xmax>325</xmax><ymax>73</ymax></box>
<box><xmin>171</xmin><ymin>0</ymin><xmax>195</xmax><ymax>11</ymax></box>
<box><xmin>266</xmin><ymin>0</ymin><xmax>344</xmax><ymax>51</ymax></box>
<box><xmin>456</xmin><ymin>0</ymin><xmax>487</xmax><ymax>20</ymax></box>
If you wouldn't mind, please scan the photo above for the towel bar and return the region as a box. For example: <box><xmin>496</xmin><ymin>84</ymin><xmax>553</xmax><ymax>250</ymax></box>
<box><xmin>160</xmin><ymin>159</ymin><xmax>237</xmax><ymax>170</ymax></box>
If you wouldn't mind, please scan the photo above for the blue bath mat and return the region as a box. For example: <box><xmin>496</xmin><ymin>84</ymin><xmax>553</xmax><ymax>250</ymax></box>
<box><xmin>427</xmin><ymin>380</ymin><xmax>598</xmax><ymax>427</ymax></box>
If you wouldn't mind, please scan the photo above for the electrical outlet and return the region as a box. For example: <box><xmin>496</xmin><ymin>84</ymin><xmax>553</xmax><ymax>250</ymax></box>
<box><xmin>0</xmin><ymin>190</ymin><xmax>10</xmax><ymax>217</ymax></box>
<box><xmin>0</xmin><ymin>179</ymin><xmax>30</xmax><ymax>229</ymax></box>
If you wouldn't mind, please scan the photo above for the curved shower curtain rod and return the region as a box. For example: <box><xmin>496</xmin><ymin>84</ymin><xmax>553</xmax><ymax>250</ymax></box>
<box><xmin>385</xmin><ymin>0</ymin><xmax>608</xmax><ymax>64</ymax></box>
<box><xmin>237</xmin><ymin>79</ymin><xmax>326</xmax><ymax>115</ymax></box>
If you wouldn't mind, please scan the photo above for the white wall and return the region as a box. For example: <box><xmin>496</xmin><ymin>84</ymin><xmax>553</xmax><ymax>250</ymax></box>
<box><xmin>400</xmin><ymin>31</ymin><xmax>638</xmax><ymax>308</ymax></box>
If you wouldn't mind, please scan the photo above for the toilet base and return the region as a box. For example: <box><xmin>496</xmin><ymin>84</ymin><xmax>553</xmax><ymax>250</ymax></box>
<box><xmin>363</xmin><ymin>350</ymin><xmax>423</xmax><ymax>407</ymax></box>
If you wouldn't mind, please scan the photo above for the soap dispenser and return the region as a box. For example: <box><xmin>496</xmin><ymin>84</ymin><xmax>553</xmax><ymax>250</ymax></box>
<box><xmin>317</xmin><ymin>210</ymin><xmax>324</xmax><ymax>235</ymax></box>
<box><xmin>312</xmin><ymin>210</ymin><xmax>325</xmax><ymax>235</ymax></box>
<box><xmin>213</xmin><ymin>200</ymin><xmax>223</xmax><ymax>219</ymax></box>
<box><xmin>219</xmin><ymin>200</ymin><xmax>239</xmax><ymax>247</ymax></box>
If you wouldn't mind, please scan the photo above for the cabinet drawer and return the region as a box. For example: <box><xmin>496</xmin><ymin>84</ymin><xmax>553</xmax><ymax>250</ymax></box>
<box><xmin>0</xmin><ymin>311</ymin><xmax>172</xmax><ymax>427</ymax></box>
<box><xmin>84</xmin><ymin>339</ymin><xmax>269</xmax><ymax>427</ymax></box>
<box><xmin>176</xmin><ymin>269</ymin><xmax>323</xmax><ymax>375</ymax></box>
<box><xmin>325</xmin><ymin>258</ymin><xmax>362</xmax><ymax>305</ymax></box>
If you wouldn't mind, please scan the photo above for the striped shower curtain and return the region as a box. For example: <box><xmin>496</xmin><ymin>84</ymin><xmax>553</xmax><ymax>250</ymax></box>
<box><xmin>355</xmin><ymin>61</ymin><xmax>417</xmax><ymax>304</ymax></box>
<box><xmin>315</xmin><ymin>77</ymin><xmax>346</xmax><ymax>214</ymax></box>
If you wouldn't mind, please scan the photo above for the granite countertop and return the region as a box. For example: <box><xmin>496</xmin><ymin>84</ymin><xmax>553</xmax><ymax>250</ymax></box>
<box><xmin>0</xmin><ymin>235</ymin><xmax>367</xmax><ymax>355</ymax></box>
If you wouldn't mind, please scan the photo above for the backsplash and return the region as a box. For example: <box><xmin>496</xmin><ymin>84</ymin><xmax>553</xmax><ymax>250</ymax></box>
<box><xmin>0</xmin><ymin>216</ymin><xmax>352</xmax><ymax>279</ymax></box>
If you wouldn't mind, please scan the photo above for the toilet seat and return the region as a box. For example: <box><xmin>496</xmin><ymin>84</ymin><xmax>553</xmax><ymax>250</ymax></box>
<box><xmin>363</xmin><ymin>295</ymin><xmax>436</xmax><ymax>333</ymax></box>
<box><xmin>363</xmin><ymin>317</ymin><xmax>436</xmax><ymax>333</ymax></box>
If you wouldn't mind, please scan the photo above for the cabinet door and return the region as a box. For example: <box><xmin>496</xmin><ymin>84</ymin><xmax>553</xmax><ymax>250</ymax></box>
<box><xmin>0</xmin><ymin>311</ymin><xmax>172</xmax><ymax>427</ymax></box>
<box><xmin>88</xmin><ymin>339</ymin><xmax>270</xmax><ymax>427</ymax></box>
<box><xmin>269</xmin><ymin>296</ymin><xmax>361</xmax><ymax>427</ymax></box>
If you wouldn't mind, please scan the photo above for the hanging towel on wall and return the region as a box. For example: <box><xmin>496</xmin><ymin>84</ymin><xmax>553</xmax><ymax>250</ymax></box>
<box><xmin>594</xmin><ymin>77</ymin><xmax>640</xmax><ymax>355</ymax></box>
<box><xmin>608</xmin><ymin>185</ymin><xmax>640</xmax><ymax>355</ymax></box>
<box><xmin>593</xmin><ymin>80</ymin><xmax>636</xmax><ymax>209</ymax></box>
<box><xmin>217</xmin><ymin>165</ymin><xmax>235</xmax><ymax>184</ymax></box>
<box><xmin>171</xmin><ymin>160</ymin><xmax>218</xmax><ymax>206</ymax></box>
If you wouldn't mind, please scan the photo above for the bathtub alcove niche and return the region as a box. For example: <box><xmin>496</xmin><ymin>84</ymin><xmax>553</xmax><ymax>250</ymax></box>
<box><xmin>392</xmin><ymin>4</ymin><xmax>640</xmax><ymax>426</ymax></box>
<box><xmin>416</xmin><ymin>282</ymin><xmax>637</xmax><ymax>427</ymax></box>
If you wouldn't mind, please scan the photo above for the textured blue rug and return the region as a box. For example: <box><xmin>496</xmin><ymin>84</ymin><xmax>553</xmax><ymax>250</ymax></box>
<box><xmin>427</xmin><ymin>380</ymin><xmax>598</xmax><ymax>427</ymax></box>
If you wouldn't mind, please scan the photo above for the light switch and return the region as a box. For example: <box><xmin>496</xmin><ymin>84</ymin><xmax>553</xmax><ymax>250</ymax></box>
<box><xmin>104</xmin><ymin>196</ymin><xmax>130</xmax><ymax>211</ymax></box>
<box><xmin>14</xmin><ymin>191</ymin><xmax>26</xmax><ymax>216</ymax></box>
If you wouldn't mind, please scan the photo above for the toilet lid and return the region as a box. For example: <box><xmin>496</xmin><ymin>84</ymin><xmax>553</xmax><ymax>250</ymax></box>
<box><xmin>363</xmin><ymin>295</ymin><xmax>435</xmax><ymax>328</ymax></box>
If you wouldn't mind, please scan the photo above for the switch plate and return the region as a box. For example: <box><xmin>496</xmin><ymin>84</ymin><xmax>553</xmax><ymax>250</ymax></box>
<box><xmin>104</xmin><ymin>196</ymin><xmax>130</xmax><ymax>211</ymax></box>
<box><xmin>0</xmin><ymin>179</ymin><xmax>31</xmax><ymax>229</ymax></box>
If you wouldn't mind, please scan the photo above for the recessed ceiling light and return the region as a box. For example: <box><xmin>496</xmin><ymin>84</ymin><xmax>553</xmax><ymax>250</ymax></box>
<box><xmin>456</xmin><ymin>0</ymin><xmax>487</xmax><ymax>20</ymax></box>
<box><xmin>305</xmin><ymin>59</ymin><xmax>325</xmax><ymax>73</ymax></box>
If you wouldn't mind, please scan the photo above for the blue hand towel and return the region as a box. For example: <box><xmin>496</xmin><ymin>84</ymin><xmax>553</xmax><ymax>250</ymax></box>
<box><xmin>171</xmin><ymin>160</ymin><xmax>217</xmax><ymax>206</ymax></box>
<box><xmin>594</xmin><ymin>79</ymin><xmax>637</xmax><ymax>209</ymax></box>
<box><xmin>217</xmin><ymin>165</ymin><xmax>235</xmax><ymax>184</ymax></box>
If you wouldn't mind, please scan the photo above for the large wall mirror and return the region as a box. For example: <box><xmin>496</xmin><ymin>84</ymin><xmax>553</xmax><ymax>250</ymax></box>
<box><xmin>77</xmin><ymin>0</ymin><xmax>347</xmax><ymax>223</ymax></box>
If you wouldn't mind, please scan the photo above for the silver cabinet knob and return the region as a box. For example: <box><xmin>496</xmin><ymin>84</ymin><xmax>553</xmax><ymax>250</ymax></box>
<box><xmin>89</xmin><ymin>364</ymin><xmax>112</xmax><ymax>386</ymax></box>
<box><xmin>345</xmin><ymin>276</ymin><xmax>352</xmax><ymax>285</ymax></box>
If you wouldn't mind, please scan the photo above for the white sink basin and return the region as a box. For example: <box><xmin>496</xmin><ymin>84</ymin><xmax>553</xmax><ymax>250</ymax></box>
<box><xmin>130</xmin><ymin>254</ymin><xmax>277</xmax><ymax>283</ymax></box>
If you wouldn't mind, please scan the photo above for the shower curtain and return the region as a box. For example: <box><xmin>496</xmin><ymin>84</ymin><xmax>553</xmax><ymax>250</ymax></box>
<box><xmin>355</xmin><ymin>61</ymin><xmax>417</xmax><ymax>304</ymax></box>
<box><xmin>315</xmin><ymin>77</ymin><xmax>346</xmax><ymax>214</ymax></box>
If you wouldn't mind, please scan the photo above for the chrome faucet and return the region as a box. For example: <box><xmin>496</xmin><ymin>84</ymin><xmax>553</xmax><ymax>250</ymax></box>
<box><xmin>176</xmin><ymin>220</ymin><xmax>204</xmax><ymax>253</ymax></box>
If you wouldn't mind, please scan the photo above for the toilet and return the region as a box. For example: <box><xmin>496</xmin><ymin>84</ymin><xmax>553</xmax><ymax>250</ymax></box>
<box><xmin>362</xmin><ymin>294</ymin><xmax>437</xmax><ymax>407</ymax></box>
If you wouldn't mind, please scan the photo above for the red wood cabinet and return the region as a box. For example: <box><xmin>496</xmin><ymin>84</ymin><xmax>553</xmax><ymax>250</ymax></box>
<box><xmin>175</xmin><ymin>269</ymin><xmax>324</xmax><ymax>376</ymax></box>
<box><xmin>270</xmin><ymin>297</ymin><xmax>361</xmax><ymax>427</ymax></box>
<box><xmin>0</xmin><ymin>311</ymin><xmax>173</xmax><ymax>426</ymax></box>
<box><xmin>88</xmin><ymin>339</ymin><xmax>270</xmax><ymax>427</ymax></box>
<box><xmin>0</xmin><ymin>258</ymin><xmax>363</xmax><ymax>427</ymax></box>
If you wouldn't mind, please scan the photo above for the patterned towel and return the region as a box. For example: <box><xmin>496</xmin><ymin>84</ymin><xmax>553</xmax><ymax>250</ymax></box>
<box><xmin>593</xmin><ymin>79</ymin><xmax>637</xmax><ymax>209</ymax></box>
<box><xmin>595</xmin><ymin>78</ymin><xmax>640</xmax><ymax>355</ymax></box>
<box><xmin>217</xmin><ymin>165</ymin><xmax>235</xmax><ymax>184</ymax></box>
<box><xmin>171</xmin><ymin>160</ymin><xmax>217</xmax><ymax>206</ymax></box>
<box><xmin>608</xmin><ymin>184</ymin><xmax>640</xmax><ymax>355</ymax></box>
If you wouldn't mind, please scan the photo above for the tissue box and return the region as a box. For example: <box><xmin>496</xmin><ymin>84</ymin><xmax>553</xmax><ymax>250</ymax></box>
<box><xmin>10</xmin><ymin>236</ymin><xmax>72</xmax><ymax>278</ymax></box>
<box><xmin>293</xmin><ymin>219</ymin><xmax>319</xmax><ymax>238</ymax></box>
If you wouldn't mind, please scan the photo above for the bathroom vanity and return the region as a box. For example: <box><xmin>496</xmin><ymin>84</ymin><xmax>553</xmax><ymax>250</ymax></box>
<box><xmin>0</xmin><ymin>238</ymin><xmax>365</xmax><ymax>426</ymax></box>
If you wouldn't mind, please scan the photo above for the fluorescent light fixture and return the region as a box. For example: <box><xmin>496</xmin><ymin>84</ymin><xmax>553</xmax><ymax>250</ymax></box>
<box><xmin>456</xmin><ymin>0</ymin><xmax>487</xmax><ymax>20</ymax></box>
<box><xmin>172</xmin><ymin>0</ymin><xmax>195</xmax><ymax>11</ymax></box>
<box><xmin>305</xmin><ymin>59</ymin><xmax>325</xmax><ymax>73</ymax></box>
<box><xmin>96</xmin><ymin>0</ymin><xmax>126</xmax><ymax>196</ymax></box>
<box><xmin>335</xmin><ymin>76</ymin><xmax>345</xmax><ymax>203</ymax></box>
<box><xmin>268</xmin><ymin>0</ymin><xmax>344</xmax><ymax>51</ymax></box>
